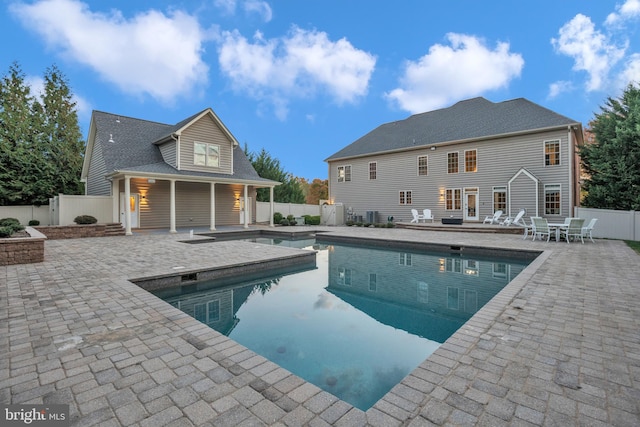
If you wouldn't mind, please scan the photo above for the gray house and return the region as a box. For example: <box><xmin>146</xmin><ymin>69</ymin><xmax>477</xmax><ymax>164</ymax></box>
<box><xmin>325</xmin><ymin>97</ymin><xmax>584</xmax><ymax>223</ymax></box>
<box><xmin>81</xmin><ymin>108</ymin><xmax>279</xmax><ymax>234</ymax></box>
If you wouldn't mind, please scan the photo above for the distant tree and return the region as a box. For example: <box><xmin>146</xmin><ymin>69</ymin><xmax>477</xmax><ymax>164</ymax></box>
<box><xmin>246</xmin><ymin>147</ymin><xmax>305</xmax><ymax>203</ymax></box>
<box><xmin>306</xmin><ymin>178</ymin><xmax>328</xmax><ymax>204</ymax></box>
<box><xmin>580</xmin><ymin>83</ymin><xmax>640</xmax><ymax>210</ymax></box>
<box><xmin>0</xmin><ymin>62</ymin><xmax>84</xmax><ymax>205</ymax></box>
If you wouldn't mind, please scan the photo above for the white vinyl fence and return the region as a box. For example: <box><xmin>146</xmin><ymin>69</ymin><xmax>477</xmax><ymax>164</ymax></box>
<box><xmin>574</xmin><ymin>207</ymin><xmax>640</xmax><ymax>241</ymax></box>
<box><xmin>256</xmin><ymin>202</ymin><xmax>321</xmax><ymax>223</ymax></box>
<box><xmin>50</xmin><ymin>194</ymin><xmax>113</xmax><ymax>225</ymax></box>
<box><xmin>0</xmin><ymin>205</ymin><xmax>50</xmax><ymax>225</ymax></box>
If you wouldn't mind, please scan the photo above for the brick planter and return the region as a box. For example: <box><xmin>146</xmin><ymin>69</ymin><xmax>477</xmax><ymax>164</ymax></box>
<box><xmin>0</xmin><ymin>227</ymin><xmax>46</xmax><ymax>266</ymax></box>
<box><xmin>34</xmin><ymin>223</ymin><xmax>125</xmax><ymax>240</ymax></box>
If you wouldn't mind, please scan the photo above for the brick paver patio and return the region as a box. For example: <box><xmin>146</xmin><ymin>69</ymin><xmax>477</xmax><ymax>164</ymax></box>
<box><xmin>1</xmin><ymin>226</ymin><xmax>639</xmax><ymax>426</ymax></box>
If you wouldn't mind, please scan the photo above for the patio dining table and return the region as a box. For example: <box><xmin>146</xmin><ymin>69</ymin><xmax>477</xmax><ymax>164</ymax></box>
<box><xmin>547</xmin><ymin>222</ymin><xmax>569</xmax><ymax>242</ymax></box>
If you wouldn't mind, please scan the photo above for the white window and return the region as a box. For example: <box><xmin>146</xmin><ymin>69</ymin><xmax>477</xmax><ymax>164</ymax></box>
<box><xmin>545</xmin><ymin>184</ymin><xmax>561</xmax><ymax>215</ymax></box>
<box><xmin>369</xmin><ymin>273</ymin><xmax>377</xmax><ymax>292</ymax></box>
<box><xmin>544</xmin><ymin>140</ymin><xmax>560</xmax><ymax>166</ymax></box>
<box><xmin>193</xmin><ymin>300</ymin><xmax>220</xmax><ymax>323</ymax></box>
<box><xmin>417</xmin><ymin>282</ymin><xmax>429</xmax><ymax>303</ymax></box>
<box><xmin>338</xmin><ymin>268</ymin><xmax>352</xmax><ymax>285</ymax></box>
<box><xmin>194</xmin><ymin>142</ymin><xmax>220</xmax><ymax>167</ymax></box>
<box><xmin>448</xmin><ymin>152</ymin><xmax>459</xmax><ymax>174</ymax></box>
<box><xmin>465</xmin><ymin>149</ymin><xmax>477</xmax><ymax>172</ymax></box>
<box><xmin>399</xmin><ymin>190</ymin><xmax>412</xmax><ymax>205</ymax></box>
<box><xmin>399</xmin><ymin>253</ymin><xmax>412</xmax><ymax>266</ymax></box>
<box><xmin>369</xmin><ymin>162</ymin><xmax>377</xmax><ymax>180</ymax></box>
<box><xmin>445</xmin><ymin>188</ymin><xmax>461</xmax><ymax>210</ymax></box>
<box><xmin>493</xmin><ymin>186</ymin><xmax>507</xmax><ymax>212</ymax></box>
<box><xmin>417</xmin><ymin>155</ymin><xmax>428</xmax><ymax>176</ymax></box>
<box><xmin>337</xmin><ymin>165</ymin><xmax>352</xmax><ymax>182</ymax></box>
<box><xmin>447</xmin><ymin>287</ymin><xmax>459</xmax><ymax>310</ymax></box>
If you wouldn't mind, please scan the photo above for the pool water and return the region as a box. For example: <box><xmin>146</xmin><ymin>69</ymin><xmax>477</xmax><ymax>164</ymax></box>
<box><xmin>154</xmin><ymin>240</ymin><xmax>529</xmax><ymax>410</ymax></box>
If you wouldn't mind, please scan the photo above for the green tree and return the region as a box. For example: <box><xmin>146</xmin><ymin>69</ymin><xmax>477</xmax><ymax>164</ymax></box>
<box><xmin>0</xmin><ymin>63</ymin><xmax>84</xmax><ymax>205</ymax></box>
<box><xmin>580</xmin><ymin>83</ymin><xmax>640</xmax><ymax>210</ymax></box>
<box><xmin>246</xmin><ymin>147</ymin><xmax>305</xmax><ymax>203</ymax></box>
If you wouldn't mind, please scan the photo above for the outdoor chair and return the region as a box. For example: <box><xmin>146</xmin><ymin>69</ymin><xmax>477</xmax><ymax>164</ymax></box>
<box><xmin>521</xmin><ymin>217</ymin><xmax>535</xmax><ymax>240</ymax></box>
<box><xmin>501</xmin><ymin>209</ymin><xmax>526</xmax><ymax>226</ymax></box>
<box><xmin>560</xmin><ymin>218</ymin><xmax>586</xmax><ymax>244</ymax></box>
<box><xmin>482</xmin><ymin>210</ymin><xmax>503</xmax><ymax>224</ymax></box>
<box><xmin>410</xmin><ymin>209</ymin><xmax>425</xmax><ymax>223</ymax></box>
<box><xmin>532</xmin><ymin>217</ymin><xmax>551</xmax><ymax>242</ymax></box>
<box><xmin>422</xmin><ymin>209</ymin><xmax>434</xmax><ymax>223</ymax></box>
<box><xmin>581</xmin><ymin>218</ymin><xmax>598</xmax><ymax>243</ymax></box>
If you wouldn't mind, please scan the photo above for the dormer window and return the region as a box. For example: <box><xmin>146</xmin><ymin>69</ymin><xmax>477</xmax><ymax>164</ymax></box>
<box><xmin>194</xmin><ymin>142</ymin><xmax>220</xmax><ymax>167</ymax></box>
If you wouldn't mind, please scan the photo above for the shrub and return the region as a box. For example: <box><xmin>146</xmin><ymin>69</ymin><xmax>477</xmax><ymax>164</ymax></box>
<box><xmin>274</xmin><ymin>212</ymin><xmax>283</xmax><ymax>223</ymax></box>
<box><xmin>286</xmin><ymin>214</ymin><xmax>295</xmax><ymax>221</ymax></box>
<box><xmin>303</xmin><ymin>215</ymin><xmax>321</xmax><ymax>225</ymax></box>
<box><xmin>0</xmin><ymin>218</ymin><xmax>20</xmax><ymax>227</ymax></box>
<box><xmin>0</xmin><ymin>226</ymin><xmax>14</xmax><ymax>238</ymax></box>
<box><xmin>345</xmin><ymin>220</ymin><xmax>354</xmax><ymax>226</ymax></box>
<box><xmin>74</xmin><ymin>215</ymin><xmax>98</xmax><ymax>225</ymax></box>
<box><xmin>28</xmin><ymin>220</ymin><xmax>40</xmax><ymax>226</ymax></box>
<box><xmin>386</xmin><ymin>222</ymin><xmax>396</xmax><ymax>228</ymax></box>
<box><xmin>279</xmin><ymin>218</ymin><xmax>290</xmax><ymax>226</ymax></box>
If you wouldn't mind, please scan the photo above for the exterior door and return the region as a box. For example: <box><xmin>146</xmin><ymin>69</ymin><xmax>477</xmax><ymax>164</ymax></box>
<box><xmin>119</xmin><ymin>193</ymin><xmax>139</xmax><ymax>228</ymax></box>
<box><xmin>239</xmin><ymin>197</ymin><xmax>252</xmax><ymax>224</ymax></box>
<box><xmin>464</xmin><ymin>188</ymin><xmax>479</xmax><ymax>221</ymax></box>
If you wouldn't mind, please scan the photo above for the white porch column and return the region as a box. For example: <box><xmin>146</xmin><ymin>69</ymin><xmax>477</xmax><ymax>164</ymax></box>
<box><xmin>269</xmin><ymin>187</ymin><xmax>275</xmax><ymax>227</ymax></box>
<box><xmin>169</xmin><ymin>179</ymin><xmax>177</xmax><ymax>233</ymax></box>
<box><xmin>243</xmin><ymin>184</ymin><xmax>249</xmax><ymax>229</ymax></box>
<box><xmin>124</xmin><ymin>176</ymin><xmax>132</xmax><ymax>236</ymax></box>
<box><xmin>111</xmin><ymin>179</ymin><xmax>119</xmax><ymax>223</ymax></box>
<box><xmin>209</xmin><ymin>182</ymin><xmax>216</xmax><ymax>231</ymax></box>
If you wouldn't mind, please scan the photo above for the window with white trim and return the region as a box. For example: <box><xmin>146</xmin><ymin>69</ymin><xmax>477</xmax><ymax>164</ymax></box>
<box><xmin>193</xmin><ymin>300</ymin><xmax>220</xmax><ymax>323</ymax></box>
<box><xmin>445</xmin><ymin>188</ymin><xmax>461</xmax><ymax>210</ymax></box>
<box><xmin>417</xmin><ymin>282</ymin><xmax>429</xmax><ymax>303</ymax></box>
<box><xmin>448</xmin><ymin>152</ymin><xmax>459</xmax><ymax>174</ymax></box>
<box><xmin>337</xmin><ymin>165</ymin><xmax>351</xmax><ymax>182</ymax></box>
<box><xmin>369</xmin><ymin>273</ymin><xmax>377</xmax><ymax>292</ymax></box>
<box><xmin>465</xmin><ymin>149</ymin><xmax>477</xmax><ymax>172</ymax></box>
<box><xmin>447</xmin><ymin>287</ymin><xmax>459</xmax><ymax>310</ymax></box>
<box><xmin>417</xmin><ymin>155</ymin><xmax>428</xmax><ymax>176</ymax></box>
<box><xmin>399</xmin><ymin>253</ymin><xmax>412</xmax><ymax>266</ymax></box>
<box><xmin>194</xmin><ymin>142</ymin><xmax>220</xmax><ymax>167</ymax></box>
<box><xmin>545</xmin><ymin>140</ymin><xmax>560</xmax><ymax>166</ymax></box>
<box><xmin>493</xmin><ymin>186</ymin><xmax>507</xmax><ymax>212</ymax></box>
<box><xmin>368</xmin><ymin>162</ymin><xmax>377</xmax><ymax>180</ymax></box>
<box><xmin>544</xmin><ymin>184</ymin><xmax>561</xmax><ymax>215</ymax></box>
<box><xmin>399</xmin><ymin>190</ymin><xmax>412</xmax><ymax>205</ymax></box>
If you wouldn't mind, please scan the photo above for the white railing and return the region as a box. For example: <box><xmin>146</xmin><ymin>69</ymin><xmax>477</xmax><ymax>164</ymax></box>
<box><xmin>256</xmin><ymin>202</ymin><xmax>321</xmax><ymax>223</ymax></box>
<box><xmin>574</xmin><ymin>207</ymin><xmax>639</xmax><ymax>241</ymax></box>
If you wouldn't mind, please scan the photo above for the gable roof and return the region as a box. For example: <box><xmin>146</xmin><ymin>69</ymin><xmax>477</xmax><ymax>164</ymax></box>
<box><xmin>325</xmin><ymin>97</ymin><xmax>582</xmax><ymax>161</ymax></box>
<box><xmin>82</xmin><ymin>109</ymin><xmax>275</xmax><ymax>185</ymax></box>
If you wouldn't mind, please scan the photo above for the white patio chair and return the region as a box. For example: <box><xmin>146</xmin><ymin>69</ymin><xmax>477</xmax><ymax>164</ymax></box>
<box><xmin>581</xmin><ymin>218</ymin><xmax>598</xmax><ymax>243</ymax></box>
<box><xmin>423</xmin><ymin>209</ymin><xmax>434</xmax><ymax>223</ymax></box>
<box><xmin>410</xmin><ymin>209</ymin><xmax>425</xmax><ymax>223</ymax></box>
<box><xmin>522</xmin><ymin>217</ymin><xmax>536</xmax><ymax>240</ymax></box>
<box><xmin>560</xmin><ymin>218</ymin><xmax>585</xmax><ymax>244</ymax></box>
<box><xmin>532</xmin><ymin>217</ymin><xmax>551</xmax><ymax>242</ymax></box>
<box><xmin>482</xmin><ymin>210</ymin><xmax>503</xmax><ymax>224</ymax></box>
<box><xmin>501</xmin><ymin>209</ymin><xmax>526</xmax><ymax>226</ymax></box>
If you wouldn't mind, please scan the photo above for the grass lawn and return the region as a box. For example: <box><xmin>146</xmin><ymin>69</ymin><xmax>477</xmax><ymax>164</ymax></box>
<box><xmin>625</xmin><ymin>240</ymin><xmax>640</xmax><ymax>254</ymax></box>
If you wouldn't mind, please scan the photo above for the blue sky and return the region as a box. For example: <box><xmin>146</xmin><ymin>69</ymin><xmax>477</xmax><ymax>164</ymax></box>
<box><xmin>2</xmin><ymin>1</ymin><xmax>639</xmax><ymax>180</ymax></box>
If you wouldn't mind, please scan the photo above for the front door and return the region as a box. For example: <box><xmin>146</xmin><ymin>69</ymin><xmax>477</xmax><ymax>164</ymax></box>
<box><xmin>120</xmin><ymin>193</ymin><xmax>139</xmax><ymax>228</ymax></box>
<box><xmin>464</xmin><ymin>188</ymin><xmax>479</xmax><ymax>221</ymax></box>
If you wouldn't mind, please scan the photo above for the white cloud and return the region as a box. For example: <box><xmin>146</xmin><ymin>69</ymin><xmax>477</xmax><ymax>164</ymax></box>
<box><xmin>213</xmin><ymin>0</ymin><xmax>237</xmax><ymax>15</ymax></box>
<box><xmin>217</xmin><ymin>26</ymin><xmax>376</xmax><ymax>119</ymax></box>
<box><xmin>547</xmin><ymin>80</ymin><xmax>574</xmax><ymax>99</ymax></box>
<box><xmin>552</xmin><ymin>14</ymin><xmax>626</xmax><ymax>92</ymax></box>
<box><xmin>619</xmin><ymin>53</ymin><xmax>640</xmax><ymax>87</ymax></box>
<box><xmin>605</xmin><ymin>0</ymin><xmax>640</xmax><ymax>26</ymax></box>
<box><xmin>9</xmin><ymin>0</ymin><xmax>210</xmax><ymax>102</ymax></box>
<box><xmin>243</xmin><ymin>0</ymin><xmax>272</xmax><ymax>22</ymax></box>
<box><xmin>385</xmin><ymin>33</ymin><xmax>524</xmax><ymax>114</ymax></box>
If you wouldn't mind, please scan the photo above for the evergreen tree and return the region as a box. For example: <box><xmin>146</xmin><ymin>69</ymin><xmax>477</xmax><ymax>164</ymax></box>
<box><xmin>0</xmin><ymin>63</ymin><xmax>84</xmax><ymax>205</ymax></box>
<box><xmin>0</xmin><ymin>62</ymin><xmax>36</xmax><ymax>205</ymax></box>
<box><xmin>580</xmin><ymin>83</ymin><xmax>640</xmax><ymax>210</ymax></box>
<box><xmin>246</xmin><ymin>147</ymin><xmax>306</xmax><ymax>203</ymax></box>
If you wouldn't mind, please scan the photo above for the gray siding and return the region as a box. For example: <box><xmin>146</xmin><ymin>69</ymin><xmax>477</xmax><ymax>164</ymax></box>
<box><xmin>86</xmin><ymin>138</ymin><xmax>110</xmax><ymax>196</ymax></box>
<box><xmin>120</xmin><ymin>179</ymin><xmax>254</xmax><ymax>228</ymax></box>
<box><xmin>329</xmin><ymin>129</ymin><xmax>572</xmax><ymax>222</ymax></box>
<box><xmin>158</xmin><ymin>140</ymin><xmax>177</xmax><ymax>168</ymax></box>
<box><xmin>179</xmin><ymin>115</ymin><xmax>233</xmax><ymax>174</ymax></box>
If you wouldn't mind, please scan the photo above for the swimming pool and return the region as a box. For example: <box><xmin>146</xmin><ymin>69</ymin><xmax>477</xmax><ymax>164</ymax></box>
<box><xmin>153</xmin><ymin>239</ymin><xmax>529</xmax><ymax>410</ymax></box>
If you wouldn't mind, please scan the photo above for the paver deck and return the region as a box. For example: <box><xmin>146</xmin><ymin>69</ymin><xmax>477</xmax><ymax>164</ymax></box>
<box><xmin>1</xmin><ymin>226</ymin><xmax>639</xmax><ymax>426</ymax></box>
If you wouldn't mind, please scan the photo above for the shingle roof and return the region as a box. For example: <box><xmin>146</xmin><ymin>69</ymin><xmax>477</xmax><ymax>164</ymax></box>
<box><xmin>91</xmin><ymin>110</ymin><xmax>271</xmax><ymax>183</ymax></box>
<box><xmin>325</xmin><ymin>97</ymin><xmax>581</xmax><ymax>161</ymax></box>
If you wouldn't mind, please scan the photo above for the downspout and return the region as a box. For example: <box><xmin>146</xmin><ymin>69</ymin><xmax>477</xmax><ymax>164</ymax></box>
<box><xmin>171</xmin><ymin>133</ymin><xmax>180</xmax><ymax>170</ymax></box>
<box><xmin>567</xmin><ymin>126</ymin><xmax>574</xmax><ymax>216</ymax></box>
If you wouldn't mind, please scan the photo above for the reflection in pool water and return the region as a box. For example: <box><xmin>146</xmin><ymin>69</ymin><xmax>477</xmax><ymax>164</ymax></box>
<box><xmin>154</xmin><ymin>241</ymin><xmax>529</xmax><ymax>410</ymax></box>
